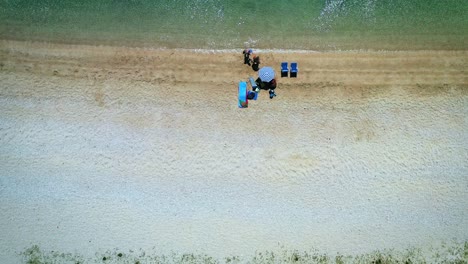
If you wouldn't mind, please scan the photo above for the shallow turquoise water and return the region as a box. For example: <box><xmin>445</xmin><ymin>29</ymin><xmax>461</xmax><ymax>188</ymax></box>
<box><xmin>1</xmin><ymin>0</ymin><xmax>467</xmax><ymax>50</ymax></box>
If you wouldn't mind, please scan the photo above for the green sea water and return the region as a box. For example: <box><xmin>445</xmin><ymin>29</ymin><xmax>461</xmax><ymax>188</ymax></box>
<box><xmin>1</xmin><ymin>0</ymin><xmax>467</xmax><ymax>50</ymax></box>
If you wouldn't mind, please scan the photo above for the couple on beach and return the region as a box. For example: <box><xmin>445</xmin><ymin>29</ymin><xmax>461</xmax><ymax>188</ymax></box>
<box><xmin>243</xmin><ymin>49</ymin><xmax>260</xmax><ymax>72</ymax></box>
<box><xmin>243</xmin><ymin>49</ymin><xmax>277</xmax><ymax>99</ymax></box>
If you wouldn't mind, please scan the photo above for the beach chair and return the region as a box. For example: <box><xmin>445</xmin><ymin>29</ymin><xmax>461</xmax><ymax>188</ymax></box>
<box><xmin>247</xmin><ymin>90</ymin><xmax>258</xmax><ymax>100</ymax></box>
<box><xmin>249</xmin><ymin>77</ymin><xmax>258</xmax><ymax>92</ymax></box>
<box><xmin>290</xmin><ymin>62</ymin><xmax>298</xmax><ymax>78</ymax></box>
<box><xmin>281</xmin><ymin>62</ymin><xmax>288</xmax><ymax>77</ymax></box>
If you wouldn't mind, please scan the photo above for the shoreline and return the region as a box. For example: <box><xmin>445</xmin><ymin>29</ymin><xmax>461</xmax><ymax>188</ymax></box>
<box><xmin>3</xmin><ymin>39</ymin><xmax>468</xmax><ymax>54</ymax></box>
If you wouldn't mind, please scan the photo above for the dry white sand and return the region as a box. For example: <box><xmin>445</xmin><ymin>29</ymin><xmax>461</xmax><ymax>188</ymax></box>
<box><xmin>0</xmin><ymin>40</ymin><xmax>467</xmax><ymax>262</ymax></box>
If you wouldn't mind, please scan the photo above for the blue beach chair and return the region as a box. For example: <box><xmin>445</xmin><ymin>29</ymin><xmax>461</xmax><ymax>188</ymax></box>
<box><xmin>281</xmin><ymin>62</ymin><xmax>288</xmax><ymax>77</ymax></box>
<box><xmin>290</xmin><ymin>62</ymin><xmax>298</xmax><ymax>78</ymax></box>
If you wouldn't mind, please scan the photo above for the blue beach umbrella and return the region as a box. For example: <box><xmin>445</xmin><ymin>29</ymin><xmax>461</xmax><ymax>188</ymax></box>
<box><xmin>258</xmin><ymin>66</ymin><xmax>275</xmax><ymax>82</ymax></box>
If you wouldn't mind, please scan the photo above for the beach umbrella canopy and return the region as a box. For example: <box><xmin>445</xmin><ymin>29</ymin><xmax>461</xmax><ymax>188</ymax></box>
<box><xmin>258</xmin><ymin>66</ymin><xmax>275</xmax><ymax>82</ymax></box>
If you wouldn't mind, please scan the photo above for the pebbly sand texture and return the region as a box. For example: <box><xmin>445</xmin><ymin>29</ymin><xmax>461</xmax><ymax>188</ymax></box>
<box><xmin>0</xmin><ymin>40</ymin><xmax>467</xmax><ymax>261</ymax></box>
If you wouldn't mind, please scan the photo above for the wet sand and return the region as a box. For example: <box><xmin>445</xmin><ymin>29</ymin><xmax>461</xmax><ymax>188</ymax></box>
<box><xmin>0</xmin><ymin>40</ymin><xmax>467</xmax><ymax>262</ymax></box>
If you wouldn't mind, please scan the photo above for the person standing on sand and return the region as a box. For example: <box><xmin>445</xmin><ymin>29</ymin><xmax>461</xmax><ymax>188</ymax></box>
<box><xmin>251</xmin><ymin>55</ymin><xmax>260</xmax><ymax>71</ymax></box>
<box><xmin>243</xmin><ymin>49</ymin><xmax>252</xmax><ymax>65</ymax></box>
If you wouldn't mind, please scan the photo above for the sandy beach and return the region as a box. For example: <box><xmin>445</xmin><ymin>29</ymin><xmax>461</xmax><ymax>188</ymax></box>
<box><xmin>0</xmin><ymin>40</ymin><xmax>467</xmax><ymax>262</ymax></box>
